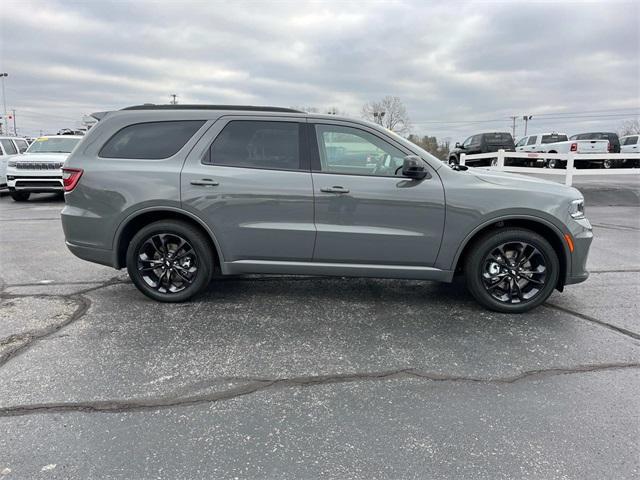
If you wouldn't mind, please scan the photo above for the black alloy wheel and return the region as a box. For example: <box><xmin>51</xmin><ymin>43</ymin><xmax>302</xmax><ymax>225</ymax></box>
<box><xmin>126</xmin><ymin>220</ymin><xmax>213</xmax><ymax>302</ymax></box>
<box><xmin>465</xmin><ymin>228</ymin><xmax>559</xmax><ymax>313</ymax></box>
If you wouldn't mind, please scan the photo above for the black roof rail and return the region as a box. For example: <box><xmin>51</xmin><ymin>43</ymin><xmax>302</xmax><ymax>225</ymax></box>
<box><xmin>121</xmin><ymin>104</ymin><xmax>304</xmax><ymax>113</ymax></box>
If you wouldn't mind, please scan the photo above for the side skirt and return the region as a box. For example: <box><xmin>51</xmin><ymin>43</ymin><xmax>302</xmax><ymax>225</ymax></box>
<box><xmin>222</xmin><ymin>260</ymin><xmax>454</xmax><ymax>282</ymax></box>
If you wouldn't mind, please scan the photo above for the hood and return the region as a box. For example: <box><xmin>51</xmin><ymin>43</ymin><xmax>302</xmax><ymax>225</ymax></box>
<box><xmin>469</xmin><ymin>168</ymin><xmax>582</xmax><ymax>198</ymax></box>
<box><xmin>19</xmin><ymin>152</ymin><xmax>70</xmax><ymax>162</ymax></box>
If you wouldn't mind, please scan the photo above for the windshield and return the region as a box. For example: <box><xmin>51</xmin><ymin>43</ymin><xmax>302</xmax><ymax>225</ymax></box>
<box><xmin>26</xmin><ymin>137</ymin><xmax>81</xmax><ymax>154</ymax></box>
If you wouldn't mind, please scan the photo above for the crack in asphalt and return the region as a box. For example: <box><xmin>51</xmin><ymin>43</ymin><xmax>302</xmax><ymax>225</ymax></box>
<box><xmin>592</xmin><ymin>222</ymin><xmax>640</xmax><ymax>232</ymax></box>
<box><xmin>589</xmin><ymin>268</ymin><xmax>640</xmax><ymax>274</ymax></box>
<box><xmin>0</xmin><ymin>362</ymin><xmax>637</xmax><ymax>417</ymax></box>
<box><xmin>545</xmin><ymin>302</ymin><xmax>640</xmax><ymax>341</ymax></box>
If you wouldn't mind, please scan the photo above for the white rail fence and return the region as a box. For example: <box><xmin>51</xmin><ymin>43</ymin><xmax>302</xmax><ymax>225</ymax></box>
<box><xmin>459</xmin><ymin>150</ymin><xmax>640</xmax><ymax>186</ymax></box>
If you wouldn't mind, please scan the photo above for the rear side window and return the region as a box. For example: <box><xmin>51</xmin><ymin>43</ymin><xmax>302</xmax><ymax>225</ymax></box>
<box><xmin>541</xmin><ymin>134</ymin><xmax>567</xmax><ymax>144</ymax></box>
<box><xmin>206</xmin><ymin>121</ymin><xmax>300</xmax><ymax>170</ymax></box>
<box><xmin>100</xmin><ymin>121</ymin><xmax>205</xmax><ymax>159</ymax></box>
<box><xmin>0</xmin><ymin>139</ymin><xmax>17</xmax><ymax>155</ymax></box>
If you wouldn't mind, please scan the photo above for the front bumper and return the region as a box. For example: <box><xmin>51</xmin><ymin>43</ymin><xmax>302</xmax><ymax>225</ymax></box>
<box><xmin>6</xmin><ymin>165</ymin><xmax>64</xmax><ymax>192</ymax></box>
<box><xmin>565</xmin><ymin>218</ymin><xmax>593</xmax><ymax>286</ymax></box>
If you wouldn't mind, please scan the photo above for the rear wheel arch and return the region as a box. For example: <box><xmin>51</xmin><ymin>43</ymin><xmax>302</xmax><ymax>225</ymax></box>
<box><xmin>453</xmin><ymin>217</ymin><xmax>569</xmax><ymax>289</ymax></box>
<box><xmin>114</xmin><ymin>208</ymin><xmax>223</xmax><ymax>270</ymax></box>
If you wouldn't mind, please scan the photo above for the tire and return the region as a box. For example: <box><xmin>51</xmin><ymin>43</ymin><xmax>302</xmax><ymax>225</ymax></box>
<box><xmin>10</xmin><ymin>191</ymin><xmax>30</xmax><ymax>202</ymax></box>
<box><xmin>448</xmin><ymin>156</ymin><xmax>458</xmax><ymax>166</ymax></box>
<box><xmin>464</xmin><ymin>228</ymin><xmax>559</xmax><ymax>313</ymax></box>
<box><xmin>126</xmin><ymin>220</ymin><xmax>214</xmax><ymax>302</ymax></box>
<box><xmin>602</xmin><ymin>159</ymin><xmax>614</xmax><ymax>169</ymax></box>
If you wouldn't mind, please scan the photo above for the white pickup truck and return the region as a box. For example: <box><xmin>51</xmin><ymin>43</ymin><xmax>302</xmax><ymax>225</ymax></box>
<box><xmin>515</xmin><ymin>132</ymin><xmax>609</xmax><ymax>168</ymax></box>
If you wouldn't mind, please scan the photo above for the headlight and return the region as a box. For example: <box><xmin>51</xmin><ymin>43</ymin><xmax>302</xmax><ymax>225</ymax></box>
<box><xmin>569</xmin><ymin>199</ymin><xmax>585</xmax><ymax>219</ymax></box>
<box><xmin>7</xmin><ymin>159</ymin><xmax>17</xmax><ymax>167</ymax></box>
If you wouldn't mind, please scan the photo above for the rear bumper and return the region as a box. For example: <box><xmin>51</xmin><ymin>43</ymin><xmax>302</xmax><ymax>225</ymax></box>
<box><xmin>65</xmin><ymin>241</ymin><xmax>116</xmax><ymax>268</ymax></box>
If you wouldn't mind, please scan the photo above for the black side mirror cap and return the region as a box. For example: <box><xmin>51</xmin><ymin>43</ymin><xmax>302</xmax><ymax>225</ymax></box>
<box><xmin>402</xmin><ymin>155</ymin><xmax>429</xmax><ymax>180</ymax></box>
<box><xmin>455</xmin><ymin>142</ymin><xmax>462</xmax><ymax>148</ymax></box>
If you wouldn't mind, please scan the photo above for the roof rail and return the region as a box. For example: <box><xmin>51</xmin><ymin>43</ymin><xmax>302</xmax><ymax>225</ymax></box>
<box><xmin>121</xmin><ymin>104</ymin><xmax>304</xmax><ymax>113</ymax></box>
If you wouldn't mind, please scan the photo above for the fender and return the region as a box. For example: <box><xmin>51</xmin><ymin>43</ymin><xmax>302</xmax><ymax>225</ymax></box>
<box><xmin>449</xmin><ymin>213</ymin><xmax>571</xmax><ymax>281</ymax></box>
<box><xmin>112</xmin><ymin>205</ymin><xmax>226</xmax><ymax>268</ymax></box>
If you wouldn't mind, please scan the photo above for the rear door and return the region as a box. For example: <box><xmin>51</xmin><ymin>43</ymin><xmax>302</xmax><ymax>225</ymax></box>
<box><xmin>309</xmin><ymin>121</ymin><xmax>445</xmax><ymax>266</ymax></box>
<box><xmin>181</xmin><ymin>116</ymin><xmax>315</xmax><ymax>263</ymax></box>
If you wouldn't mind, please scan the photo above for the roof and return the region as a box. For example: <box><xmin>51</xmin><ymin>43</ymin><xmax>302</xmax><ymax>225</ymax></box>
<box><xmin>121</xmin><ymin>104</ymin><xmax>304</xmax><ymax>113</ymax></box>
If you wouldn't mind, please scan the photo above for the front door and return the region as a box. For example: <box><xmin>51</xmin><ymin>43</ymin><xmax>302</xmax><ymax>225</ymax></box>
<box><xmin>310</xmin><ymin>122</ymin><xmax>445</xmax><ymax>266</ymax></box>
<box><xmin>181</xmin><ymin>117</ymin><xmax>315</xmax><ymax>263</ymax></box>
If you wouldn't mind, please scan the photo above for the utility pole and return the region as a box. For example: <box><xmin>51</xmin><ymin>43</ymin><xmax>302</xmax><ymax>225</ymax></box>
<box><xmin>12</xmin><ymin>109</ymin><xmax>17</xmax><ymax>136</ymax></box>
<box><xmin>523</xmin><ymin>115</ymin><xmax>532</xmax><ymax>136</ymax></box>
<box><xmin>0</xmin><ymin>73</ymin><xmax>7</xmax><ymax>120</ymax></box>
<box><xmin>169</xmin><ymin>94</ymin><xmax>178</xmax><ymax>105</ymax></box>
<box><xmin>509</xmin><ymin>115</ymin><xmax>517</xmax><ymax>139</ymax></box>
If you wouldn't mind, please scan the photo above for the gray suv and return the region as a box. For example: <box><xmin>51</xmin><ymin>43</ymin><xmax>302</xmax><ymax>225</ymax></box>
<box><xmin>61</xmin><ymin>105</ymin><xmax>593</xmax><ymax>313</ymax></box>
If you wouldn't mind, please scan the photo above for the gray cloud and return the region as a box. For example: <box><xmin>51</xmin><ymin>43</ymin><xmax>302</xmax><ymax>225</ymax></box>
<box><xmin>1</xmin><ymin>0</ymin><xmax>638</xmax><ymax>140</ymax></box>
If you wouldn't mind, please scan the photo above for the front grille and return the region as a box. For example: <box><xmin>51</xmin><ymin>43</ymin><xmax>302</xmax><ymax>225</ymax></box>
<box><xmin>15</xmin><ymin>180</ymin><xmax>62</xmax><ymax>188</ymax></box>
<box><xmin>15</xmin><ymin>162</ymin><xmax>64</xmax><ymax>170</ymax></box>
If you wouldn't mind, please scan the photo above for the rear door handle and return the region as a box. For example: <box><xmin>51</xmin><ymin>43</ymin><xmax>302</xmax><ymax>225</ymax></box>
<box><xmin>320</xmin><ymin>186</ymin><xmax>350</xmax><ymax>194</ymax></box>
<box><xmin>190</xmin><ymin>179</ymin><xmax>219</xmax><ymax>186</ymax></box>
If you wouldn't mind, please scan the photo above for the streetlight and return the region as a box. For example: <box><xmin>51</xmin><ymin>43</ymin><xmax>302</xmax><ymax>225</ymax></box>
<box><xmin>522</xmin><ymin>115</ymin><xmax>532</xmax><ymax>136</ymax></box>
<box><xmin>373</xmin><ymin>111</ymin><xmax>385</xmax><ymax>126</ymax></box>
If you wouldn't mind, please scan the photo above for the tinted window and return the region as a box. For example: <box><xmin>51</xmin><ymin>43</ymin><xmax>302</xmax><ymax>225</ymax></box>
<box><xmin>316</xmin><ymin>124</ymin><xmax>405</xmax><ymax>177</ymax></box>
<box><xmin>471</xmin><ymin>135</ymin><xmax>481</xmax><ymax>144</ymax></box>
<box><xmin>100</xmin><ymin>121</ymin><xmax>205</xmax><ymax>159</ymax></box>
<box><xmin>14</xmin><ymin>139</ymin><xmax>29</xmax><ymax>153</ymax></box>
<box><xmin>207</xmin><ymin>121</ymin><xmax>300</xmax><ymax>170</ymax></box>
<box><xmin>541</xmin><ymin>134</ymin><xmax>567</xmax><ymax>144</ymax></box>
<box><xmin>527</xmin><ymin>136</ymin><xmax>537</xmax><ymax>145</ymax></box>
<box><xmin>485</xmin><ymin>133</ymin><xmax>512</xmax><ymax>144</ymax></box>
<box><xmin>0</xmin><ymin>139</ymin><xmax>17</xmax><ymax>155</ymax></box>
<box><xmin>624</xmin><ymin>136</ymin><xmax>638</xmax><ymax>145</ymax></box>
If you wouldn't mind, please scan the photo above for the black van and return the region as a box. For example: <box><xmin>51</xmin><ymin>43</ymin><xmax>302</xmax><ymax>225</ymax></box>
<box><xmin>449</xmin><ymin>132</ymin><xmax>516</xmax><ymax>166</ymax></box>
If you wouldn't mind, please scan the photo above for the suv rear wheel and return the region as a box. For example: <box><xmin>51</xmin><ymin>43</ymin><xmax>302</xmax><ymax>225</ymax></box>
<box><xmin>10</xmin><ymin>191</ymin><xmax>30</xmax><ymax>202</ymax></box>
<box><xmin>464</xmin><ymin>228</ymin><xmax>559</xmax><ymax>313</ymax></box>
<box><xmin>126</xmin><ymin>220</ymin><xmax>214</xmax><ymax>302</ymax></box>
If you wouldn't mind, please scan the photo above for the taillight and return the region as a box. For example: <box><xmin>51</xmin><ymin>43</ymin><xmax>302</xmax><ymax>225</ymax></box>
<box><xmin>607</xmin><ymin>141</ymin><xmax>612</xmax><ymax>152</ymax></box>
<box><xmin>570</xmin><ymin>143</ymin><xmax>577</xmax><ymax>152</ymax></box>
<box><xmin>62</xmin><ymin>167</ymin><xmax>83</xmax><ymax>192</ymax></box>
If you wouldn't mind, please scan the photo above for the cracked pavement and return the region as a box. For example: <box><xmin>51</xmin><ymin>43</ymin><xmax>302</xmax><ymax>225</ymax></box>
<box><xmin>0</xmin><ymin>180</ymin><xmax>638</xmax><ymax>479</ymax></box>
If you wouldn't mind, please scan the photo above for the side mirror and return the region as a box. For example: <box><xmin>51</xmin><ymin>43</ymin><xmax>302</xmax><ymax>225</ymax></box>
<box><xmin>402</xmin><ymin>155</ymin><xmax>429</xmax><ymax>180</ymax></box>
<box><xmin>455</xmin><ymin>142</ymin><xmax>462</xmax><ymax>148</ymax></box>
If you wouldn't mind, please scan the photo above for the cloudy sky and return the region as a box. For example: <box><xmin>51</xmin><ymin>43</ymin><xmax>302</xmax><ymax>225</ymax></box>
<box><xmin>0</xmin><ymin>0</ymin><xmax>638</xmax><ymax>140</ymax></box>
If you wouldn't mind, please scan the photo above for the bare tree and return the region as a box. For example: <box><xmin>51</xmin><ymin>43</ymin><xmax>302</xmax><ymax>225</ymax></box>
<box><xmin>618</xmin><ymin>119</ymin><xmax>640</xmax><ymax>136</ymax></box>
<box><xmin>361</xmin><ymin>96</ymin><xmax>411</xmax><ymax>134</ymax></box>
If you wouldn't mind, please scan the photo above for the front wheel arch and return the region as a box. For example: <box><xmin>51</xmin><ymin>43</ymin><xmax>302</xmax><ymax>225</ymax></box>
<box><xmin>453</xmin><ymin>218</ymin><xmax>568</xmax><ymax>290</ymax></box>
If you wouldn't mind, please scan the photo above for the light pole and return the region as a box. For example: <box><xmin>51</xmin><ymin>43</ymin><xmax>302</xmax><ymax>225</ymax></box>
<box><xmin>523</xmin><ymin>115</ymin><xmax>532</xmax><ymax>136</ymax></box>
<box><xmin>0</xmin><ymin>73</ymin><xmax>7</xmax><ymax>121</ymax></box>
<box><xmin>373</xmin><ymin>111</ymin><xmax>385</xmax><ymax>126</ymax></box>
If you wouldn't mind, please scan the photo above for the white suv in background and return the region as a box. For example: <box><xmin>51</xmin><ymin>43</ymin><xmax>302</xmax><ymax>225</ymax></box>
<box><xmin>0</xmin><ymin>137</ymin><xmax>30</xmax><ymax>191</ymax></box>
<box><xmin>515</xmin><ymin>132</ymin><xmax>609</xmax><ymax>168</ymax></box>
<box><xmin>620</xmin><ymin>134</ymin><xmax>639</xmax><ymax>167</ymax></box>
<box><xmin>6</xmin><ymin>135</ymin><xmax>82</xmax><ymax>201</ymax></box>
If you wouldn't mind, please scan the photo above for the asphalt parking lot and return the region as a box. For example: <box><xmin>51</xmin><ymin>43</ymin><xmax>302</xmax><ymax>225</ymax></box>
<box><xmin>0</xmin><ymin>176</ymin><xmax>638</xmax><ymax>479</ymax></box>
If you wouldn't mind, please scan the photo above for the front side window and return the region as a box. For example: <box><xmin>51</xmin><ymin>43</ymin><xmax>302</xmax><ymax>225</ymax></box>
<box><xmin>624</xmin><ymin>135</ymin><xmax>639</xmax><ymax>145</ymax></box>
<box><xmin>14</xmin><ymin>139</ymin><xmax>29</xmax><ymax>153</ymax></box>
<box><xmin>1</xmin><ymin>139</ymin><xmax>17</xmax><ymax>155</ymax></box>
<box><xmin>527</xmin><ymin>136</ymin><xmax>537</xmax><ymax>146</ymax></box>
<box><xmin>462</xmin><ymin>136</ymin><xmax>473</xmax><ymax>148</ymax></box>
<box><xmin>206</xmin><ymin>121</ymin><xmax>300</xmax><ymax>170</ymax></box>
<box><xmin>315</xmin><ymin>124</ymin><xmax>405</xmax><ymax>177</ymax></box>
<box><xmin>516</xmin><ymin>137</ymin><xmax>528</xmax><ymax>147</ymax></box>
<box><xmin>100</xmin><ymin>121</ymin><xmax>205</xmax><ymax>159</ymax></box>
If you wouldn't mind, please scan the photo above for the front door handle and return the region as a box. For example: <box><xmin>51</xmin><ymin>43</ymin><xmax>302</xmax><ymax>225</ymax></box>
<box><xmin>320</xmin><ymin>186</ymin><xmax>350</xmax><ymax>194</ymax></box>
<box><xmin>190</xmin><ymin>179</ymin><xmax>219</xmax><ymax>187</ymax></box>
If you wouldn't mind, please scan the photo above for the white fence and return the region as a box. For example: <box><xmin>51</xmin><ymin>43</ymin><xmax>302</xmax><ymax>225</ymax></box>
<box><xmin>459</xmin><ymin>150</ymin><xmax>640</xmax><ymax>186</ymax></box>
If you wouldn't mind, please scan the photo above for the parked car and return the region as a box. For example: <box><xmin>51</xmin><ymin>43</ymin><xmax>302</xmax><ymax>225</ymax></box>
<box><xmin>448</xmin><ymin>132</ymin><xmax>516</xmax><ymax>166</ymax></box>
<box><xmin>569</xmin><ymin>132</ymin><xmax>623</xmax><ymax>168</ymax></box>
<box><xmin>515</xmin><ymin>132</ymin><xmax>608</xmax><ymax>169</ymax></box>
<box><xmin>61</xmin><ymin>105</ymin><xmax>592</xmax><ymax>313</ymax></box>
<box><xmin>5</xmin><ymin>135</ymin><xmax>82</xmax><ymax>201</ymax></box>
<box><xmin>620</xmin><ymin>134</ymin><xmax>639</xmax><ymax>167</ymax></box>
<box><xmin>0</xmin><ymin>136</ymin><xmax>29</xmax><ymax>191</ymax></box>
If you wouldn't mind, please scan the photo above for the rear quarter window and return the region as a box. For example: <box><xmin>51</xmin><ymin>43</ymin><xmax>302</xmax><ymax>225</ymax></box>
<box><xmin>99</xmin><ymin>120</ymin><xmax>205</xmax><ymax>159</ymax></box>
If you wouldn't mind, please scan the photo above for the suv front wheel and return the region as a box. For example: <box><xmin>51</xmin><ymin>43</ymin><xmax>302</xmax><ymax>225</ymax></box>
<box><xmin>126</xmin><ymin>220</ymin><xmax>214</xmax><ymax>302</ymax></box>
<box><xmin>10</xmin><ymin>191</ymin><xmax>30</xmax><ymax>202</ymax></box>
<box><xmin>464</xmin><ymin>228</ymin><xmax>559</xmax><ymax>313</ymax></box>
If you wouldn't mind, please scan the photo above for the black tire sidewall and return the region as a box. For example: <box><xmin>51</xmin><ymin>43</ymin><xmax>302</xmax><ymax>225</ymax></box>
<box><xmin>465</xmin><ymin>229</ymin><xmax>559</xmax><ymax>313</ymax></box>
<box><xmin>10</xmin><ymin>192</ymin><xmax>30</xmax><ymax>201</ymax></box>
<box><xmin>126</xmin><ymin>220</ymin><xmax>213</xmax><ymax>302</ymax></box>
